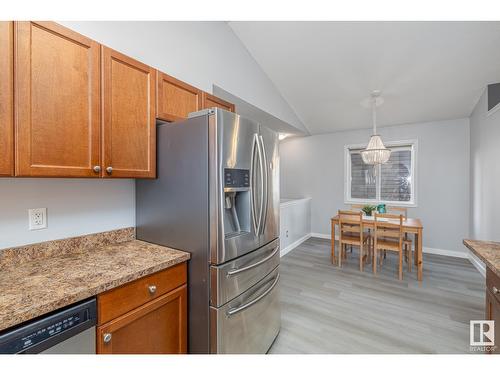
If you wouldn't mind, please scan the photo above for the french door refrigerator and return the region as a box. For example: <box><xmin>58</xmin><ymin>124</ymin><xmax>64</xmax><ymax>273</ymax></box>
<box><xmin>136</xmin><ymin>108</ymin><xmax>280</xmax><ymax>354</ymax></box>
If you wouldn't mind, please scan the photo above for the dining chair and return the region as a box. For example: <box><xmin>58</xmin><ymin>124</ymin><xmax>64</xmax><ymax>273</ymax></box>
<box><xmin>386</xmin><ymin>206</ymin><xmax>412</xmax><ymax>272</ymax></box>
<box><xmin>373</xmin><ymin>212</ymin><xmax>404</xmax><ymax>280</ymax></box>
<box><xmin>348</xmin><ymin>204</ymin><xmax>369</xmax><ymax>254</ymax></box>
<box><xmin>338</xmin><ymin>210</ymin><xmax>372</xmax><ymax>271</ymax></box>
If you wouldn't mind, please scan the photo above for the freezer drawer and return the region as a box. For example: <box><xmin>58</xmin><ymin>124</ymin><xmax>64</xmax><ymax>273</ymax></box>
<box><xmin>210</xmin><ymin>238</ymin><xmax>279</xmax><ymax>307</ymax></box>
<box><xmin>210</xmin><ymin>266</ymin><xmax>280</xmax><ymax>354</ymax></box>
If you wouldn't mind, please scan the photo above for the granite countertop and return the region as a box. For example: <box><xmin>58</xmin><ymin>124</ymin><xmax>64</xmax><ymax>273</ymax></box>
<box><xmin>463</xmin><ymin>239</ymin><xmax>500</xmax><ymax>278</ymax></box>
<box><xmin>0</xmin><ymin>234</ymin><xmax>190</xmax><ymax>332</ymax></box>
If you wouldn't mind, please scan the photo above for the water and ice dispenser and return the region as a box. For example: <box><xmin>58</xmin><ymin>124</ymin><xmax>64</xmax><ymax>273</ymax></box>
<box><xmin>223</xmin><ymin>168</ymin><xmax>252</xmax><ymax>238</ymax></box>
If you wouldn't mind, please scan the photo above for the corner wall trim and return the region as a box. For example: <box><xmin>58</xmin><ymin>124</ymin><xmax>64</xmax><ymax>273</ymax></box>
<box><xmin>280</xmin><ymin>233</ymin><xmax>312</xmax><ymax>257</ymax></box>
<box><xmin>467</xmin><ymin>252</ymin><xmax>486</xmax><ymax>277</ymax></box>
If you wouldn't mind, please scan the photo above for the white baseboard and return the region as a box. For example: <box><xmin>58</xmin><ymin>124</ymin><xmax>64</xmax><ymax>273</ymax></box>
<box><xmin>310</xmin><ymin>232</ymin><xmax>333</xmax><ymax>240</ymax></box>
<box><xmin>310</xmin><ymin>232</ymin><xmax>468</xmax><ymax>259</ymax></box>
<box><xmin>311</xmin><ymin>232</ymin><xmax>341</xmax><ymax>241</ymax></box>
<box><xmin>280</xmin><ymin>233</ymin><xmax>311</xmax><ymax>257</ymax></box>
<box><xmin>467</xmin><ymin>252</ymin><xmax>486</xmax><ymax>277</ymax></box>
<box><xmin>422</xmin><ymin>246</ymin><xmax>468</xmax><ymax>259</ymax></box>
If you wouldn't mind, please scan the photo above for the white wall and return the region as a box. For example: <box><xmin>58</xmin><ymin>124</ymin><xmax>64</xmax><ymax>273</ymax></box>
<box><xmin>59</xmin><ymin>21</ymin><xmax>307</xmax><ymax>134</ymax></box>
<box><xmin>1</xmin><ymin>21</ymin><xmax>306</xmax><ymax>250</ymax></box>
<box><xmin>470</xmin><ymin>89</ymin><xmax>500</xmax><ymax>241</ymax></box>
<box><xmin>280</xmin><ymin>198</ymin><xmax>311</xmax><ymax>256</ymax></box>
<box><xmin>280</xmin><ymin>118</ymin><xmax>470</xmax><ymax>256</ymax></box>
<box><xmin>0</xmin><ymin>179</ymin><xmax>135</xmax><ymax>249</ymax></box>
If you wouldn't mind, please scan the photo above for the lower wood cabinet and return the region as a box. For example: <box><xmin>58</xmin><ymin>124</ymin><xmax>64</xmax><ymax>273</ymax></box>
<box><xmin>485</xmin><ymin>268</ymin><xmax>500</xmax><ymax>354</ymax></box>
<box><xmin>96</xmin><ymin>263</ymin><xmax>187</xmax><ymax>354</ymax></box>
<box><xmin>201</xmin><ymin>92</ymin><xmax>235</xmax><ymax>113</ymax></box>
<box><xmin>97</xmin><ymin>285</ymin><xmax>187</xmax><ymax>354</ymax></box>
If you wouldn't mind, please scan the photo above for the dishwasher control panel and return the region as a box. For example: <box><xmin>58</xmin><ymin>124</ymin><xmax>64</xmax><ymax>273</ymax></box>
<box><xmin>0</xmin><ymin>298</ymin><xmax>96</xmax><ymax>354</ymax></box>
<box><xmin>18</xmin><ymin>313</ymin><xmax>82</xmax><ymax>351</ymax></box>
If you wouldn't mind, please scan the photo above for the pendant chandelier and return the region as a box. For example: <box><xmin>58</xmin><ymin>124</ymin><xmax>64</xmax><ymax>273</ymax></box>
<box><xmin>360</xmin><ymin>91</ymin><xmax>391</xmax><ymax>165</ymax></box>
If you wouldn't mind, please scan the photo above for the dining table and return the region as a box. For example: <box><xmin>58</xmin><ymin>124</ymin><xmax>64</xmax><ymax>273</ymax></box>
<box><xmin>330</xmin><ymin>215</ymin><xmax>424</xmax><ymax>282</ymax></box>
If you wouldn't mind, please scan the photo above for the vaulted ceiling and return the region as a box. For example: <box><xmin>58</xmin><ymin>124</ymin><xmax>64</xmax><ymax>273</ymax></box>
<box><xmin>229</xmin><ymin>21</ymin><xmax>500</xmax><ymax>134</ymax></box>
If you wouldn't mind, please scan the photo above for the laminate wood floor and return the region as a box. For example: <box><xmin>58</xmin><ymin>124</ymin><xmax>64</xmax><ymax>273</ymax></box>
<box><xmin>269</xmin><ymin>237</ymin><xmax>485</xmax><ymax>354</ymax></box>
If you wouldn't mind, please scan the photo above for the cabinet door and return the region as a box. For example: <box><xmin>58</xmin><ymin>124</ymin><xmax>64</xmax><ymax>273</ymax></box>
<box><xmin>201</xmin><ymin>92</ymin><xmax>235</xmax><ymax>113</ymax></box>
<box><xmin>97</xmin><ymin>285</ymin><xmax>187</xmax><ymax>354</ymax></box>
<box><xmin>0</xmin><ymin>22</ymin><xmax>14</xmax><ymax>176</ymax></box>
<box><xmin>102</xmin><ymin>47</ymin><xmax>156</xmax><ymax>178</ymax></box>
<box><xmin>157</xmin><ymin>72</ymin><xmax>202</xmax><ymax>122</ymax></box>
<box><xmin>486</xmin><ymin>291</ymin><xmax>499</xmax><ymax>354</ymax></box>
<box><xmin>486</xmin><ymin>268</ymin><xmax>500</xmax><ymax>354</ymax></box>
<box><xmin>15</xmin><ymin>21</ymin><xmax>101</xmax><ymax>177</ymax></box>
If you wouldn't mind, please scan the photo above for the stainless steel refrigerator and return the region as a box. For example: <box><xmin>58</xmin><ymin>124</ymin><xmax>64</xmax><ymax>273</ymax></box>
<box><xmin>136</xmin><ymin>108</ymin><xmax>280</xmax><ymax>354</ymax></box>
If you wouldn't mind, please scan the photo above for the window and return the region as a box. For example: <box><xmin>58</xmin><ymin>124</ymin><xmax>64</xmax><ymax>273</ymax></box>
<box><xmin>345</xmin><ymin>141</ymin><xmax>417</xmax><ymax>206</ymax></box>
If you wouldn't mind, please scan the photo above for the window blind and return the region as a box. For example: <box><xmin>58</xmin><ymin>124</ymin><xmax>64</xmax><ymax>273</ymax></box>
<box><xmin>350</xmin><ymin>152</ymin><xmax>376</xmax><ymax>200</ymax></box>
<box><xmin>380</xmin><ymin>149</ymin><xmax>412</xmax><ymax>202</ymax></box>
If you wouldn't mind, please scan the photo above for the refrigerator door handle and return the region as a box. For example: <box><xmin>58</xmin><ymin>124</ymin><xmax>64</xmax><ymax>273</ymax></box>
<box><xmin>255</xmin><ymin>134</ymin><xmax>265</xmax><ymax>235</ymax></box>
<box><xmin>258</xmin><ymin>135</ymin><xmax>269</xmax><ymax>235</ymax></box>
<box><xmin>250</xmin><ymin>133</ymin><xmax>260</xmax><ymax>234</ymax></box>
<box><xmin>226</xmin><ymin>273</ymin><xmax>280</xmax><ymax>317</ymax></box>
<box><xmin>226</xmin><ymin>245</ymin><xmax>280</xmax><ymax>276</ymax></box>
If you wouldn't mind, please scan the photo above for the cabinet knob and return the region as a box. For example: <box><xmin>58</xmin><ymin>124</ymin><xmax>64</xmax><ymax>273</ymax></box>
<box><xmin>93</xmin><ymin>166</ymin><xmax>101</xmax><ymax>173</ymax></box>
<box><xmin>493</xmin><ymin>286</ymin><xmax>500</xmax><ymax>294</ymax></box>
<box><xmin>148</xmin><ymin>285</ymin><xmax>157</xmax><ymax>295</ymax></box>
<box><xmin>103</xmin><ymin>333</ymin><xmax>112</xmax><ymax>343</ymax></box>
<box><xmin>106</xmin><ymin>166</ymin><xmax>113</xmax><ymax>174</ymax></box>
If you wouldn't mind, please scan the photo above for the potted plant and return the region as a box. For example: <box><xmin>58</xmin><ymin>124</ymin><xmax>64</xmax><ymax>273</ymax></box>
<box><xmin>362</xmin><ymin>205</ymin><xmax>377</xmax><ymax>216</ymax></box>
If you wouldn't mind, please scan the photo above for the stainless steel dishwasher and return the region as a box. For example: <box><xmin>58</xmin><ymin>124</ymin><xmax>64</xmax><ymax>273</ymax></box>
<box><xmin>0</xmin><ymin>298</ymin><xmax>97</xmax><ymax>354</ymax></box>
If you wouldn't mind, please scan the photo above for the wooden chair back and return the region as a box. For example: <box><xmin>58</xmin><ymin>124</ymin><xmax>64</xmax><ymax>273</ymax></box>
<box><xmin>338</xmin><ymin>210</ymin><xmax>364</xmax><ymax>242</ymax></box>
<box><xmin>386</xmin><ymin>206</ymin><xmax>408</xmax><ymax>219</ymax></box>
<box><xmin>373</xmin><ymin>213</ymin><xmax>405</xmax><ymax>280</ymax></box>
<box><xmin>374</xmin><ymin>212</ymin><xmax>403</xmax><ymax>247</ymax></box>
<box><xmin>349</xmin><ymin>204</ymin><xmax>365</xmax><ymax>211</ymax></box>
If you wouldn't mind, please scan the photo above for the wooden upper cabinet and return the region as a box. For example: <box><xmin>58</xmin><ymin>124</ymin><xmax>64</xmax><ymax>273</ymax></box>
<box><xmin>0</xmin><ymin>22</ymin><xmax>14</xmax><ymax>177</ymax></box>
<box><xmin>157</xmin><ymin>72</ymin><xmax>202</xmax><ymax>122</ymax></box>
<box><xmin>15</xmin><ymin>21</ymin><xmax>101</xmax><ymax>177</ymax></box>
<box><xmin>102</xmin><ymin>47</ymin><xmax>156</xmax><ymax>178</ymax></box>
<box><xmin>201</xmin><ymin>92</ymin><xmax>235</xmax><ymax>113</ymax></box>
<box><xmin>97</xmin><ymin>284</ymin><xmax>187</xmax><ymax>354</ymax></box>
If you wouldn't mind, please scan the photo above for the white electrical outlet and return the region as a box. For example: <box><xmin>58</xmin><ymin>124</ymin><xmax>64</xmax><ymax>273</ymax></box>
<box><xmin>29</xmin><ymin>208</ymin><xmax>47</xmax><ymax>230</ymax></box>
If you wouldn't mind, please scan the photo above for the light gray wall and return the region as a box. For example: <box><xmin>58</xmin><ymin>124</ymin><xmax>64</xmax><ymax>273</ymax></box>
<box><xmin>0</xmin><ymin>179</ymin><xmax>135</xmax><ymax>249</ymax></box>
<box><xmin>470</xmin><ymin>89</ymin><xmax>500</xmax><ymax>241</ymax></box>
<box><xmin>280</xmin><ymin>118</ymin><xmax>470</xmax><ymax>255</ymax></box>
<box><xmin>1</xmin><ymin>21</ymin><xmax>304</xmax><ymax>250</ymax></box>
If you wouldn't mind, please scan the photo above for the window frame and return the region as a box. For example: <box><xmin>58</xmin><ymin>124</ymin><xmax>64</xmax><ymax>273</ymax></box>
<box><xmin>344</xmin><ymin>139</ymin><xmax>418</xmax><ymax>207</ymax></box>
